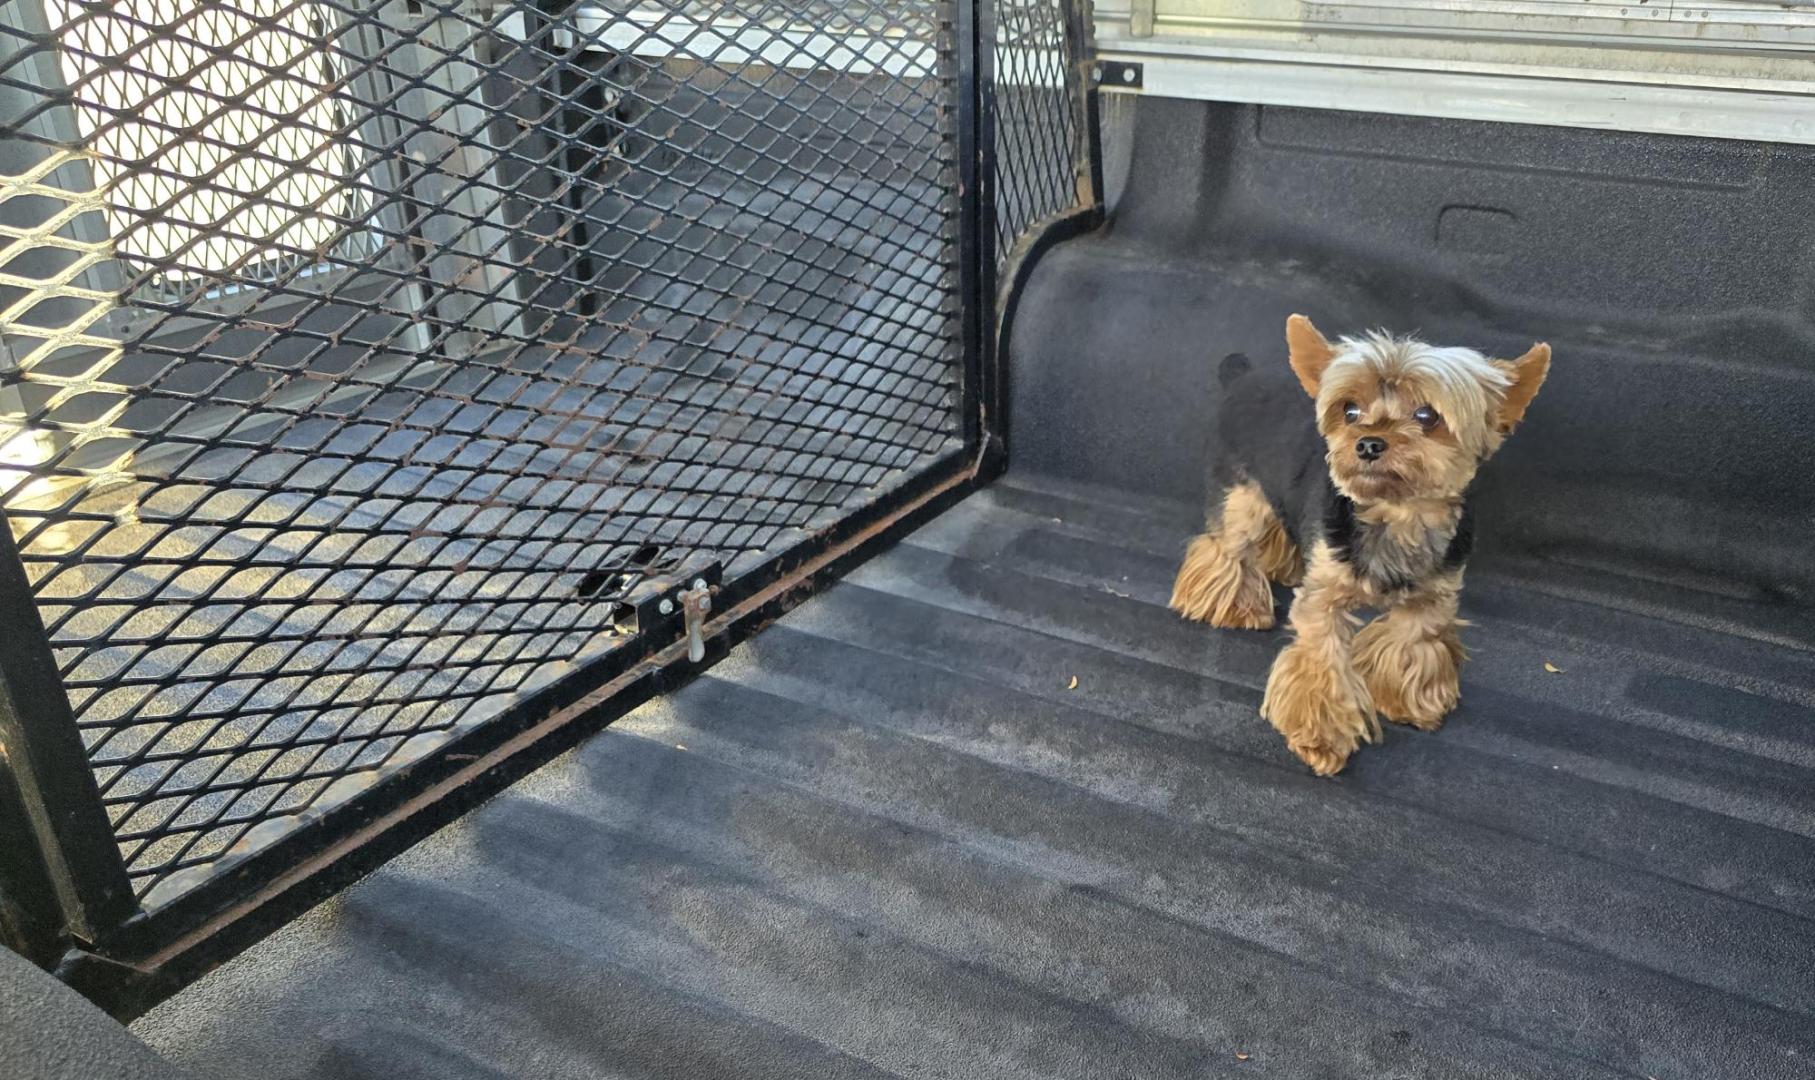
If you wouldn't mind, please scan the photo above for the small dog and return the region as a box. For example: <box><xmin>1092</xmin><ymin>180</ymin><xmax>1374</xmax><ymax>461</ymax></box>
<box><xmin>1170</xmin><ymin>315</ymin><xmax>1550</xmax><ymax>775</ymax></box>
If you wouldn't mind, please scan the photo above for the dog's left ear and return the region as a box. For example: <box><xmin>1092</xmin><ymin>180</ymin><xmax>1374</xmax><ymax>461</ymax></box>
<box><xmin>1493</xmin><ymin>343</ymin><xmax>1551</xmax><ymax>434</ymax></box>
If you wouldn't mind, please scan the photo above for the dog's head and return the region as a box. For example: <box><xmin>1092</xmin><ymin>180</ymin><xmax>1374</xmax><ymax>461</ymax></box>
<box><xmin>1284</xmin><ymin>314</ymin><xmax>1550</xmax><ymax>505</ymax></box>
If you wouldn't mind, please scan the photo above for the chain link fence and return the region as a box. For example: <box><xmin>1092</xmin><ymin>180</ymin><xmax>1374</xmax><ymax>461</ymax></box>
<box><xmin>1</xmin><ymin>0</ymin><xmax>966</xmax><ymax>905</ymax></box>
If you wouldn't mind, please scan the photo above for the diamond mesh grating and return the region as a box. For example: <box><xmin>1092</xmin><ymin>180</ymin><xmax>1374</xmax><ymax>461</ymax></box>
<box><xmin>46</xmin><ymin>0</ymin><xmax>372</xmax><ymax>287</ymax></box>
<box><xmin>0</xmin><ymin>0</ymin><xmax>961</xmax><ymax>905</ymax></box>
<box><xmin>990</xmin><ymin>0</ymin><xmax>1080</xmax><ymax>259</ymax></box>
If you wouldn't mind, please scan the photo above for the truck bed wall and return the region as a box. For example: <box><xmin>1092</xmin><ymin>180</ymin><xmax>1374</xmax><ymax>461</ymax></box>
<box><xmin>1009</xmin><ymin>97</ymin><xmax>1815</xmax><ymax>606</ymax></box>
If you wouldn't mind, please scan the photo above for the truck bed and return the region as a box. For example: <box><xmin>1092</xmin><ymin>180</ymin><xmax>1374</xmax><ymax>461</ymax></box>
<box><xmin>135</xmin><ymin>471</ymin><xmax>1815</xmax><ymax>1080</ymax></box>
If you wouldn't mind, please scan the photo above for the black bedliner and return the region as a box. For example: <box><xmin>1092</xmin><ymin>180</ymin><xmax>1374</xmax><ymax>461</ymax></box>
<box><xmin>134</xmin><ymin>472</ymin><xmax>1815</xmax><ymax>1079</ymax></box>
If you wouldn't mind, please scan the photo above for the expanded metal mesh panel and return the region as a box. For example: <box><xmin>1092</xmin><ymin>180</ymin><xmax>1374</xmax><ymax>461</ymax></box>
<box><xmin>46</xmin><ymin>0</ymin><xmax>372</xmax><ymax>287</ymax></box>
<box><xmin>0</xmin><ymin>0</ymin><xmax>960</xmax><ymax>904</ymax></box>
<box><xmin>991</xmin><ymin>0</ymin><xmax>1079</xmax><ymax>257</ymax></box>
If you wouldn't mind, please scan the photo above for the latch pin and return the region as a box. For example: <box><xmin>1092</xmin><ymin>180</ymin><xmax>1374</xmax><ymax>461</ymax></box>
<box><xmin>679</xmin><ymin>579</ymin><xmax>713</xmax><ymax>663</ymax></box>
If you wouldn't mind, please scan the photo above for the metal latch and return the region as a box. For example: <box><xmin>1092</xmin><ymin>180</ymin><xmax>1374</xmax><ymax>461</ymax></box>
<box><xmin>673</xmin><ymin>579</ymin><xmax>713</xmax><ymax>663</ymax></box>
<box><xmin>615</xmin><ymin>561</ymin><xmax>721</xmax><ymax>657</ymax></box>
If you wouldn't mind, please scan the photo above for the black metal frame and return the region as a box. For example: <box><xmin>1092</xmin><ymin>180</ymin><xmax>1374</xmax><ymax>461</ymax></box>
<box><xmin>0</xmin><ymin>0</ymin><xmax>1103</xmax><ymax>1019</ymax></box>
<box><xmin>957</xmin><ymin>0</ymin><xmax>998</xmax><ymax>473</ymax></box>
<box><xmin>0</xmin><ymin>516</ymin><xmax>139</xmax><ymax>950</ymax></box>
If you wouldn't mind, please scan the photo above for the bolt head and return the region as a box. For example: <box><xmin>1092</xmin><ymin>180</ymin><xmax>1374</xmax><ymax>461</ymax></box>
<box><xmin>658</xmin><ymin>599</ymin><xmax>675</xmax><ymax>615</ymax></box>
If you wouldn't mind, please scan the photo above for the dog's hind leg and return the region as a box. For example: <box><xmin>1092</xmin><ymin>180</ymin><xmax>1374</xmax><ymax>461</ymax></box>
<box><xmin>1354</xmin><ymin>571</ymin><xmax>1465</xmax><ymax>731</ymax></box>
<box><xmin>1254</xmin><ymin>504</ymin><xmax>1303</xmax><ymax>586</ymax></box>
<box><xmin>1170</xmin><ymin>481</ymin><xmax>1282</xmax><ymax>629</ymax></box>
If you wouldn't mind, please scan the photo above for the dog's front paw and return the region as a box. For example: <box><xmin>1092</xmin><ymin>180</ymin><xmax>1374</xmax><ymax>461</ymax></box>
<box><xmin>1261</xmin><ymin>641</ymin><xmax>1378</xmax><ymax>776</ymax></box>
<box><xmin>1354</xmin><ymin>618</ymin><xmax>1464</xmax><ymax>731</ymax></box>
<box><xmin>1286</xmin><ymin>737</ymin><xmax>1355</xmax><ymax>777</ymax></box>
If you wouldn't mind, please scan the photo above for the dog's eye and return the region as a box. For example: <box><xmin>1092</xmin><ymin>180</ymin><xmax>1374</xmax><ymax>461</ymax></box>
<box><xmin>1413</xmin><ymin>405</ymin><xmax>1440</xmax><ymax>430</ymax></box>
<box><xmin>1342</xmin><ymin>402</ymin><xmax>1361</xmax><ymax>424</ymax></box>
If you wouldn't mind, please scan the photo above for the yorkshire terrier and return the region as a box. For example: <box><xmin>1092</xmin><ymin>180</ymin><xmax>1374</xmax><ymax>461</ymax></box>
<box><xmin>1170</xmin><ymin>315</ymin><xmax>1550</xmax><ymax>776</ymax></box>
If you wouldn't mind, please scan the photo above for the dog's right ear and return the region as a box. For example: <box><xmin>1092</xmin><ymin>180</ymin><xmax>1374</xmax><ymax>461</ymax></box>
<box><xmin>1285</xmin><ymin>314</ymin><xmax>1335</xmax><ymax>398</ymax></box>
<box><xmin>1493</xmin><ymin>342</ymin><xmax>1551</xmax><ymax>434</ymax></box>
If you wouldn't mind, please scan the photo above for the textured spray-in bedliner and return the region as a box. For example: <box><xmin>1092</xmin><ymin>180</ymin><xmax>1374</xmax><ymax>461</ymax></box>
<box><xmin>134</xmin><ymin>472</ymin><xmax>1815</xmax><ymax>1079</ymax></box>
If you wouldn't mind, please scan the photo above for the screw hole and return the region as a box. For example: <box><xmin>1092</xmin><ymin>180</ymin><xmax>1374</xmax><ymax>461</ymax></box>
<box><xmin>610</xmin><ymin>603</ymin><xmax>639</xmax><ymax>634</ymax></box>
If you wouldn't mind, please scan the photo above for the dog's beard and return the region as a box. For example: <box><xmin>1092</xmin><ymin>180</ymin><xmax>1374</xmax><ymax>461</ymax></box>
<box><xmin>1330</xmin><ymin>454</ymin><xmax>1416</xmax><ymax>503</ymax></box>
<box><xmin>1340</xmin><ymin>467</ymin><xmax>1408</xmax><ymax>502</ymax></box>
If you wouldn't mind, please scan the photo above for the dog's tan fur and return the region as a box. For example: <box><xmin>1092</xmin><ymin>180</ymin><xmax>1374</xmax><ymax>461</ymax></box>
<box><xmin>1180</xmin><ymin>315</ymin><xmax>1549</xmax><ymax>775</ymax></box>
<box><xmin>1260</xmin><ymin>541</ymin><xmax>1378</xmax><ymax>776</ymax></box>
<box><xmin>1353</xmin><ymin>570</ymin><xmax>1465</xmax><ymax>731</ymax></box>
<box><xmin>1170</xmin><ymin>481</ymin><xmax>1297</xmax><ymax>628</ymax></box>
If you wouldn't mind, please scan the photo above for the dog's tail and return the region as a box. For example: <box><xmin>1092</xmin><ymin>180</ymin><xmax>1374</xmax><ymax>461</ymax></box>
<box><xmin>1217</xmin><ymin>352</ymin><xmax>1251</xmax><ymax>389</ymax></box>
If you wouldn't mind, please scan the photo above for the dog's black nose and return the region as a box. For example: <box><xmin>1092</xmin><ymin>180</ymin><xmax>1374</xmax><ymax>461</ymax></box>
<box><xmin>1355</xmin><ymin>436</ymin><xmax>1387</xmax><ymax>461</ymax></box>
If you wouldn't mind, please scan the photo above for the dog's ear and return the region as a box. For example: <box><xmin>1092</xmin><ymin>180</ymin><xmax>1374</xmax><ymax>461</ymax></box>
<box><xmin>1493</xmin><ymin>343</ymin><xmax>1551</xmax><ymax>434</ymax></box>
<box><xmin>1285</xmin><ymin>314</ymin><xmax>1335</xmax><ymax>398</ymax></box>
